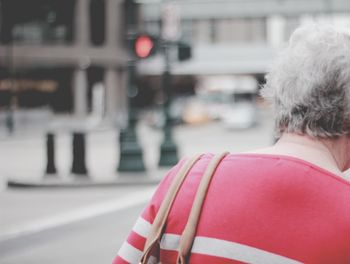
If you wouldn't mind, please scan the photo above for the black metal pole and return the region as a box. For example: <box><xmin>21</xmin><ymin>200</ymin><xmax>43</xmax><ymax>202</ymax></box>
<box><xmin>118</xmin><ymin>62</ymin><xmax>145</xmax><ymax>172</ymax></box>
<box><xmin>117</xmin><ymin>0</ymin><xmax>145</xmax><ymax>172</ymax></box>
<box><xmin>71</xmin><ymin>132</ymin><xmax>88</xmax><ymax>175</ymax></box>
<box><xmin>158</xmin><ymin>42</ymin><xmax>179</xmax><ymax>167</ymax></box>
<box><xmin>5</xmin><ymin>109</ymin><xmax>14</xmax><ymax>134</ymax></box>
<box><xmin>45</xmin><ymin>132</ymin><xmax>57</xmax><ymax>175</ymax></box>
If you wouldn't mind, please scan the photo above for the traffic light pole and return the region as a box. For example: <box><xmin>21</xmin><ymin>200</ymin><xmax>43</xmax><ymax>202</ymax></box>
<box><xmin>118</xmin><ymin>61</ymin><xmax>145</xmax><ymax>172</ymax></box>
<box><xmin>158</xmin><ymin>41</ymin><xmax>179</xmax><ymax>167</ymax></box>
<box><xmin>117</xmin><ymin>0</ymin><xmax>145</xmax><ymax>172</ymax></box>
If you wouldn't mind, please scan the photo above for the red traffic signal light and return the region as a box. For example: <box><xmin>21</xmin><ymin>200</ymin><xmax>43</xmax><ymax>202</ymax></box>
<box><xmin>133</xmin><ymin>34</ymin><xmax>156</xmax><ymax>59</ymax></box>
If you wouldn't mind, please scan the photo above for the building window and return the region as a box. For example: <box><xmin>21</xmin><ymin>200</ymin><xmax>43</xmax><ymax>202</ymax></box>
<box><xmin>215</xmin><ymin>18</ymin><xmax>267</xmax><ymax>44</ymax></box>
<box><xmin>181</xmin><ymin>19</ymin><xmax>193</xmax><ymax>43</ymax></box>
<box><xmin>249</xmin><ymin>17</ymin><xmax>267</xmax><ymax>43</ymax></box>
<box><xmin>90</xmin><ymin>0</ymin><xmax>106</xmax><ymax>46</ymax></box>
<box><xmin>192</xmin><ymin>20</ymin><xmax>212</xmax><ymax>44</ymax></box>
<box><xmin>143</xmin><ymin>20</ymin><xmax>161</xmax><ymax>36</ymax></box>
<box><xmin>0</xmin><ymin>0</ymin><xmax>74</xmax><ymax>45</ymax></box>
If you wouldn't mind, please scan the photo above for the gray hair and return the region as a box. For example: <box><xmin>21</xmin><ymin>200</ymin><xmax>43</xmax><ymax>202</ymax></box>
<box><xmin>261</xmin><ymin>23</ymin><xmax>350</xmax><ymax>138</ymax></box>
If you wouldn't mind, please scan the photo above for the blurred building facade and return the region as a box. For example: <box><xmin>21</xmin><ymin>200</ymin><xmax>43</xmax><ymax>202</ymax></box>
<box><xmin>139</xmin><ymin>0</ymin><xmax>350</xmax><ymax>80</ymax></box>
<box><xmin>1</xmin><ymin>0</ymin><xmax>350</xmax><ymax>124</ymax></box>
<box><xmin>0</xmin><ymin>0</ymin><xmax>126</xmax><ymax>123</ymax></box>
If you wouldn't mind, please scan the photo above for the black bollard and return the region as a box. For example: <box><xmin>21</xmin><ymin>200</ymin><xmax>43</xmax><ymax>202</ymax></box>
<box><xmin>71</xmin><ymin>132</ymin><xmax>88</xmax><ymax>175</ymax></box>
<box><xmin>158</xmin><ymin>124</ymin><xmax>178</xmax><ymax>167</ymax></box>
<box><xmin>6</xmin><ymin>110</ymin><xmax>14</xmax><ymax>134</ymax></box>
<box><xmin>45</xmin><ymin>132</ymin><xmax>57</xmax><ymax>174</ymax></box>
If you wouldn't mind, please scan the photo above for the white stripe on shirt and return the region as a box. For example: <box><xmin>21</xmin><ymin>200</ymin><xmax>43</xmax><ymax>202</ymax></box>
<box><xmin>117</xmin><ymin>241</ymin><xmax>158</xmax><ymax>264</ymax></box>
<box><xmin>117</xmin><ymin>242</ymin><xmax>142</xmax><ymax>263</ymax></box>
<box><xmin>131</xmin><ymin>217</ymin><xmax>302</xmax><ymax>264</ymax></box>
<box><xmin>132</xmin><ymin>217</ymin><xmax>152</xmax><ymax>238</ymax></box>
<box><xmin>192</xmin><ymin>236</ymin><xmax>302</xmax><ymax>264</ymax></box>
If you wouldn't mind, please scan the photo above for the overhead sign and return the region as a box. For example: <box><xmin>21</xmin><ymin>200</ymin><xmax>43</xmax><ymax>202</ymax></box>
<box><xmin>161</xmin><ymin>2</ymin><xmax>181</xmax><ymax>41</ymax></box>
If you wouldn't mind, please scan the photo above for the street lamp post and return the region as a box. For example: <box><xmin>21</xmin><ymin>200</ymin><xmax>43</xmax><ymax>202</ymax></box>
<box><xmin>158</xmin><ymin>41</ymin><xmax>179</xmax><ymax>166</ymax></box>
<box><xmin>117</xmin><ymin>0</ymin><xmax>146</xmax><ymax>172</ymax></box>
<box><xmin>157</xmin><ymin>0</ymin><xmax>181</xmax><ymax>167</ymax></box>
<box><xmin>117</xmin><ymin>60</ymin><xmax>145</xmax><ymax>172</ymax></box>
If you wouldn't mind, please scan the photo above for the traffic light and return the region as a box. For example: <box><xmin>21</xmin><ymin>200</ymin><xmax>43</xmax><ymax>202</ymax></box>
<box><xmin>178</xmin><ymin>42</ymin><xmax>192</xmax><ymax>61</ymax></box>
<box><xmin>132</xmin><ymin>34</ymin><xmax>158</xmax><ymax>59</ymax></box>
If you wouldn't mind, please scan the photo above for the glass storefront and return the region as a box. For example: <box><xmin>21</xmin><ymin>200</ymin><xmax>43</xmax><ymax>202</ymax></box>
<box><xmin>0</xmin><ymin>67</ymin><xmax>74</xmax><ymax>112</ymax></box>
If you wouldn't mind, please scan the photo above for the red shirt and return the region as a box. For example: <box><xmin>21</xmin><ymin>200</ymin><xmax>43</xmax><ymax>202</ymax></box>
<box><xmin>113</xmin><ymin>153</ymin><xmax>350</xmax><ymax>264</ymax></box>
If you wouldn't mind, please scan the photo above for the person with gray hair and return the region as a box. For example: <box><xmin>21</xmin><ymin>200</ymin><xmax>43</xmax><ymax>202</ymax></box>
<box><xmin>260</xmin><ymin>23</ymin><xmax>350</xmax><ymax>176</ymax></box>
<box><xmin>113</xmin><ymin>24</ymin><xmax>350</xmax><ymax>264</ymax></box>
<box><xmin>263</xmin><ymin>23</ymin><xmax>350</xmax><ymax>140</ymax></box>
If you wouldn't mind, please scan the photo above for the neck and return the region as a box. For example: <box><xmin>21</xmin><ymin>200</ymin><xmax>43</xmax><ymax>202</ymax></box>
<box><xmin>250</xmin><ymin>133</ymin><xmax>350</xmax><ymax>176</ymax></box>
<box><xmin>276</xmin><ymin>133</ymin><xmax>347</xmax><ymax>174</ymax></box>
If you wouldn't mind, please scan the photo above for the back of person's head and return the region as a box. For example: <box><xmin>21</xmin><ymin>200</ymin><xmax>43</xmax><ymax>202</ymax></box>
<box><xmin>262</xmin><ymin>23</ymin><xmax>350</xmax><ymax>139</ymax></box>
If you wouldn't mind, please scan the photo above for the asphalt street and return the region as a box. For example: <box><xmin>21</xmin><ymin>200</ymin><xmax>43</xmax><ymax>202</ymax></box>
<box><xmin>1</xmin><ymin>202</ymin><xmax>145</xmax><ymax>264</ymax></box>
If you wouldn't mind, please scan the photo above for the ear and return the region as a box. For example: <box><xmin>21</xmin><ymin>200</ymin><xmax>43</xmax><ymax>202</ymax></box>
<box><xmin>340</xmin><ymin>135</ymin><xmax>350</xmax><ymax>171</ymax></box>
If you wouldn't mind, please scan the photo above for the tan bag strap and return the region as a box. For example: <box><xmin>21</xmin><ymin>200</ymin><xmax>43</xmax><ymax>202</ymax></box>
<box><xmin>177</xmin><ymin>152</ymin><xmax>229</xmax><ymax>264</ymax></box>
<box><xmin>140</xmin><ymin>153</ymin><xmax>203</xmax><ymax>264</ymax></box>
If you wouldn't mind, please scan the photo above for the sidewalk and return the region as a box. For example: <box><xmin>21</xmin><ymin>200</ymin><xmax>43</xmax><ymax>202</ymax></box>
<box><xmin>0</xmin><ymin>118</ymin><xmax>168</xmax><ymax>188</ymax></box>
<box><xmin>0</xmin><ymin>106</ymin><xmax>275</xmax><ymax>244</ymax></box>
<box><xmin>0</xmin><ymin>107</ymin><xmax>275</xmax><ymax>187</ymax></box>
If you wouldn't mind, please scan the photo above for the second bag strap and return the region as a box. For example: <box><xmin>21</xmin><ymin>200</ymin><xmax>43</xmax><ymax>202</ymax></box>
<box><xmin>140</xmin><ymin>153</ymin><xmax>203</xmax><ymax>264</ymax></box>
<box><xmin>177</xmin><ymin>152</ymin><xmax>229</xmax><ymax>264</ymax></box>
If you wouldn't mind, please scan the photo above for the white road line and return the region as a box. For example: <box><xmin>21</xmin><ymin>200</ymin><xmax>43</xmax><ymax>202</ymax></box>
<box><xmin>0</xmin><ymin>186</ymin><xmax>156</xmax><ymax>241</ymax></box>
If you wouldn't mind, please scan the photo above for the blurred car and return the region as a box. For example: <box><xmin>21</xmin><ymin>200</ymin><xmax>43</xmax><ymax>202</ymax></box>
<box><xmin>221</xmin><ymin>101</ymin><xmax>257</xmax><ymax>129</ymax></box>
<box><xmin>195</xmin><ymin>75</ymin><xmax>259</xmax><ymax>129</ymax></box>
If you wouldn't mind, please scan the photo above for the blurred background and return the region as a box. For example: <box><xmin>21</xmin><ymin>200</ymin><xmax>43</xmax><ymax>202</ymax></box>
<box><xmin>0</xmin><ymin>0</ymin><xmax>350</xmax><ymax>263</ymax></box>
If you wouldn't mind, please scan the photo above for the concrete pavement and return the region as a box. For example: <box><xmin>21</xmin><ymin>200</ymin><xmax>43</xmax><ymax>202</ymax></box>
<box><xmin>1</xmin><ymin>203</ymin><xmax>147</xmax><ymax>264</ymax></box>
<box><xmin>0</xmin><ymin>105</ymin><xmax>274</xmax><ymax>248</ymax></box>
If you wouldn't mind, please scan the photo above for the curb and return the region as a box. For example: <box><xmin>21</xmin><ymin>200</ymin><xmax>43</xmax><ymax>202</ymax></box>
<box><xmin>4</xmin><ymin>168</ymin><xmax>171</xmax><ymax>189</ymax></box>
<box><xmin>7</xmin><ymin>178</ymin><xmax>162</xmax><ymax>188</ymax></box>
<box><xmin>6</xmin><ymin>175</ymin><xmax>163</xmax><ymax>188</ymax></box>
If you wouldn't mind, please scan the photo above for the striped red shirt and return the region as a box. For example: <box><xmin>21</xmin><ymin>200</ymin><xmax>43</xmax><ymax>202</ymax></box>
<box><xmin>113</xmin><ymin>153</ymin><xmax>350</xmax><ymax>263</ymax></box>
